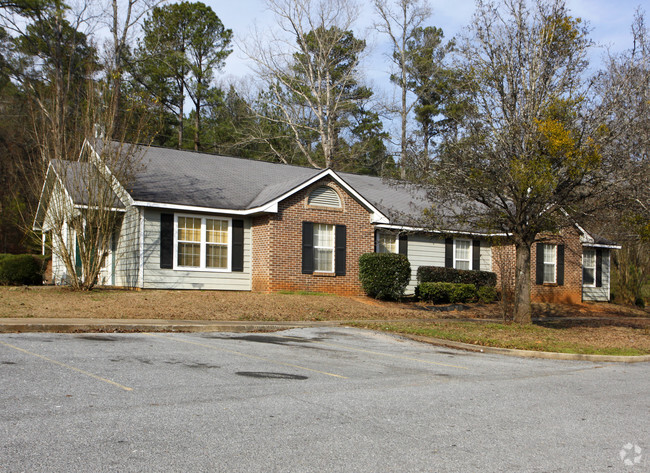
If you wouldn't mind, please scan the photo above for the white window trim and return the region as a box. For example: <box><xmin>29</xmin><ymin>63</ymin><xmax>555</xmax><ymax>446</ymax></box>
<box><xmin>376</xmin><ymin>231</ymin><xmax>398</xmax><ymax>254</ymax></box>
<box><xmin>313</xmin><ymin>223</ymin><xmax>335</xmax><ymax>273</ymax></box>
<box><xmin>543</xmin><ymin>244</ymin><xmax>557</xmax><ymax>284</ymax></box>
<box><xmin>453</xmin><ymin>238</ymin><xmax>472</xmax><ymax>270</ymax></box>
<box><xmin>173</xmin><ymin>214</ymin><xmax>232</xmax><ymax>272</ymax></box>
<box><xmin>582</xmin><ymin>249</ymin><xmax>596</xmax><ymax>288</ymax></box>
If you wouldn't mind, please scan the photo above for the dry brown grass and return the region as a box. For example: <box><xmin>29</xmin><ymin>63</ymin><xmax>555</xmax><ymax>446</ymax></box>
<box><xmin>0</xmin><ymin>286</ymin><xmax>420</xmax><ymax>321</ymax></box>
<box><xmin>1</xmin><ymin>287</ymin><xmax>648</xmax><ymax>355</ymax></box>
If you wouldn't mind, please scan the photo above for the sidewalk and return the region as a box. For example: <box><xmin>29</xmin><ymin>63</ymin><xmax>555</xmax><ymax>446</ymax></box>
<box><xmin>0</xmin><ymin>317</ymin><xmax>342</xmax><ymax>334</ymax></box>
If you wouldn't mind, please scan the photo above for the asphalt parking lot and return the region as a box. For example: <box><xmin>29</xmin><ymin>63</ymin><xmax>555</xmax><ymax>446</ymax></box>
<box><xmin>1</xmin><ymin>327</ymin><xmax>648</xmax><ymax>472</ymax></box>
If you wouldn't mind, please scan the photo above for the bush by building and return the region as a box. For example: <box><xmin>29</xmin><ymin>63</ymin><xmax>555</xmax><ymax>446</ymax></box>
<box><xmin>0</xmin><ymin>254</ymin><xmax>49</xmax><ymax>286</ymax></box>
<box><xmin>417</xmin><ymin>282</ymin><xmax>478</xmax><ymax>303</ymax></box>
<box><xmin>417</xmin><ymin>266</ymin><xmax>497</xmax><ymax>287</ymax></box>
<box><xmin>359</xmin><ymin>253</ymin><xmax>411</xmax><ymax>300</ymax></box>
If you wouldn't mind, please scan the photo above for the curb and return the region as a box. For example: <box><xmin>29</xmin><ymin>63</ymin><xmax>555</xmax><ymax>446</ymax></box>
<box><xmin>2</xmin><ymin>319</ymin><xmax>648</xmax><ymax>363</ymax></box>
<box><xmin>0</xmin><ymin>320</ymin><xmax>340</xmax><ymax>334</ymax></box>
<box><xmin>398</xmin><ymin>333</ymin><xmax>650</xmax><ymax>363</ymax></box>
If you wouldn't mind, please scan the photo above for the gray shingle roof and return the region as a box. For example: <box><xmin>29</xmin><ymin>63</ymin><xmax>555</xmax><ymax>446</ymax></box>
<box><xmin>52</xmin><ymin>159</ymin><xmax>125</xmax><ymax>209</ymax></box>
<box><xmin>116</xmin><ymin>143</ymin><xmax>430</xmax><ymax>225</ymax></box>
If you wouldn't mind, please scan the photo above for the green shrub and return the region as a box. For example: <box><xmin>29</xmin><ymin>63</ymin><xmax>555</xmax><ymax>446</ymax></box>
<box><xmin>417</xmin><ymin>282</ymin><xmax>478</xmax><ymax>303</ymax></box>
<box><xmin>0</xmin><ymin>254</ymin><xmax>47</xmax><ymax>285</ymax></box>
<box><xmin>417</xmin><ymin>282</ymin><xmax>454</xmax><ymax>303</ymax></box>
<box><xmin>417</xmin><ymin>266</ymin><xmax>497</xmax><ymax>287</ymax></box>
<box><xmin>477</xmin><ymin>285</ymin><xmax>498</xmax><ymax>303</ymax></box>
<box><xmin>450</xmin><ymin>284</ymin><xmax>477</xmax><ymax>303</ymax></box>
<box><xmin>359</xmin><ymin>253</ymin><xmax>411</xmax><ymax>300</ymax></box>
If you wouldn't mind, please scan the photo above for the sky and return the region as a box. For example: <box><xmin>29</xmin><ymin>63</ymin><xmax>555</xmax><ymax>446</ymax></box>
<box><xmin>209</xmin><ymin>0</ymin><xmax>645</xmax><ymax>93</ymax></box>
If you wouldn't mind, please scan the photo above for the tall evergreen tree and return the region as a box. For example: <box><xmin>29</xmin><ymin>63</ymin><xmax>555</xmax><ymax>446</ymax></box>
<box><xmin>134</xmin><ymin>1</ymin><xmax>231</xmax><ymax>149</ymax></box>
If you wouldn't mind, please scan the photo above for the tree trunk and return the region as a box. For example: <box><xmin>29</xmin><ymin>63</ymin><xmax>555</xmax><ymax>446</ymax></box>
<box><xmin>194</xmin><ymin>101</ymin><xmax>200</xmax><ymax>151</ymax></box>
<box><xmin>178</xmin><ymin>93</ymin><xmax>184</xmax><ymax>149</ymax></box>
<box><xmin>400</xmin><ymin>63</ymin><xmax>407</xmax><ymax>179</ymax></box>
<box><xmin>513</xmin><ymin>241</ymin><xmax>532</xmax><ymax>324</ymax></box>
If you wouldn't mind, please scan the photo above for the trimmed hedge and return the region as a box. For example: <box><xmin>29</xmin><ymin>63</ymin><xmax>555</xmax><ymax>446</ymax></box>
<box><xmin>417</xmin><ymin>266</ymin><xmax>497</xmax><ymax>287</ymax></box>
<box><xmin>477</xmin><ymin>285</ymin><xmax>498</xmax><ymax>303</ymax></box>
<box><xmin>359</xmin><ymin>253</ymin><xmax>411</xmax><ymax>300</ymax></box>
<box><xmin>417</xmin><ymin>282</ymin><xmax>477</xmax><ymax>303</ymax></box>
<box><xmin>0</xmin><ymin>254</ymin><xmax>48</xmax><ymax>286</ymax></box>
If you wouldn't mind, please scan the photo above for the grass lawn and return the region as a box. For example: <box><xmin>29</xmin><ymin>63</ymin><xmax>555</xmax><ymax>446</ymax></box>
<box><xmin>348</xmin><ymin>319</ymin><xmax>650</xmax><ymax>356</ymax></box>
<box><xmin>1</xmin><ymin>286</ymin><xmax>648</xmax><ymax>355</ymax></box>
<box><xmin>0</xmin><ymin>286</ymin><xmax>417</xmax><ymax>321</ymax></box>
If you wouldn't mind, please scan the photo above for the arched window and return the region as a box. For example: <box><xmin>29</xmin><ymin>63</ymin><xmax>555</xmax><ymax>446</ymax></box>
<box><xmin>308</xmin><ymin>186</ymin><xmax>341</xmax><ymax>208</ymax></box>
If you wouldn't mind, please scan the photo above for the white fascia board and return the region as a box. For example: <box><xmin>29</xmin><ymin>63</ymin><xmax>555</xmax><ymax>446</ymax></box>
<box><xmin>582</xmin><ymin>242</ymin><xmax>621</xmax><ymax>250</ymax></box>
<box><xmin>261</xmin><ymin>169</ymin><xmax>389</xmax><ymax>223</ymax></box>
<box><xmin>74</xmin><ymin>204</ymin><xmax>127</xmax><ymax>212</ymax></box>
<box><xmin>374</xmin><ymin>223</ymin><xmax>507</xmax><ymax>237</ymax></box>
<box><xmin>33</xmin><ymin>162</ymin><xmax>55</xmax><ymax>230</ymax></box>
<box><xmin>132</xmin><ymin>200</ymin><xmax>269</xmax><ymax>216</ymax></box>
<box><xmin>34</xmin><ymin>163</ymin><xmax>75</xmax><ymax>231</ymax></box>
<box><xmin>558</xmin><ymin>207</ymin><xmax>594</xmax><ymax>243</ymax></box>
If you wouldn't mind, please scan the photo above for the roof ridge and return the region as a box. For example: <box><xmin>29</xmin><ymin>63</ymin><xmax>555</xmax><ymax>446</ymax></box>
<box><xmin>111</xmin><ymin>140</ymin><xmax>334</xmax><ymax>173</ymax></box>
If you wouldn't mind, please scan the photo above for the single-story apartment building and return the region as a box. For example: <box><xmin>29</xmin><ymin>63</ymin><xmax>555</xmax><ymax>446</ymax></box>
<box><xmin>34</xmin><ymin>140</ymin><xmax>619</xmax><ymax>302</ymax></box>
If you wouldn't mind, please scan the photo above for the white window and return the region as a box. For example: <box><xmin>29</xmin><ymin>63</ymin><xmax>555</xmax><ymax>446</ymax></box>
<box><xmin>583</xmin><ymin>249</ymin><xmax>596</xmax><ymax>287</ymax></box>
<box><xmin>175</xmin><ymin>215</ymin><xmax>231</xmax><ymax>271</ymax></box>
<box><xmin>177</xmin><ymin>216</ymin><xmax>201</xmax><ymax>267</ymax></box>
<box><xmin>313</xmin><ymin>223</ymin><xmax>334</xmax><ymax>272</ymax></box>
<box><xmin>543</xmin><ymin>244</ymin><xmax>556</xmax><ymax>283</ymax></box>
<box><xmin>377</xmin><ymin>232</ymin><xmax>397</xmax><ymax>253</ymax></box>
<box><xmin>454</xmin><ymin>239</ymin><xmax>471</xmax><ymax>270</ymax></box>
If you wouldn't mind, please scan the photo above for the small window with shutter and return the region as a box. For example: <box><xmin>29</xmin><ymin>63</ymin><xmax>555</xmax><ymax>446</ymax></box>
<box><xmin>308</xmin><ymin>186</ymin><xmax>341</xmax><ymax>208</ymax></box>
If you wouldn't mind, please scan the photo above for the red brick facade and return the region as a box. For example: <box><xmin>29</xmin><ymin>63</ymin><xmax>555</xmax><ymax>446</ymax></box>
<box><xmin>251</xmin><ymin>177</ymin><xmax>374</xmax><ymax>295</ymax></box>
<box><xmin>492</xmin><ymin>227</ymin><xmax>584</xmax><ymax>304</ymax></box>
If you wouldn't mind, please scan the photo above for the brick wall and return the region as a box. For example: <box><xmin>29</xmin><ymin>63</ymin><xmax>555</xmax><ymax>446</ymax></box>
<box><xmin>251</xmin><ymin>177</ymin><xmax>374</xmax><ymax>295</ymax></box>
<box><xmin>492</xmin><ymin>227</ymin><xmax>583</xmax><ymax>304</ymax></box>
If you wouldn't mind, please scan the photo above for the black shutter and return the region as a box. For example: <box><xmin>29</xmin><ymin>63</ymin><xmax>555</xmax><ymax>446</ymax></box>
<box><xmin>399</xmin><ymin>234</ymin><xmax>408</xmax><ymax>257</ymax></box>
<box><xmin>556</xmin><ymin>244</ymin><xmax>565</xmax><ymax>286</ymax></box>
<box><xmin>596</xmin><ymin>248</ymin><xmax>603</xmax><ymax>287</ymax></box>
<box><xmin>374</xmin><ymin>229</ymin><xmax>379</xmax><ymax>252</ymax></box>
<box><xmin>160</xmin><ymin>213</ymin><xmax>174</xmax><ymax>269</ymax></box>
<box><xmin>472</xmin><ymin>240</ymin><xmax>481</xmax><ymax>271</ymax></box>
<box><xmin>302</xmin><ymin>222</ymin><xmax>314</xmax><ymax>274</ymax></box>
<box><xmin>335</xmin><ymin>225</ymin><xmax>346</xmax><ymax>276</ymax></box>
<box><xmin>232</xmin><ymin>219</ymin><xmax>244</xmax><ymax>272</ymax></box>
<box><xmin>535</xmin><ymin>243</ymin><xmax>544</xmax><ymax>285</ymax></box>
<box><xmin>445</xmin><ymin>238</ymin><xmax>453</xmax><ymax>268</ymax></box>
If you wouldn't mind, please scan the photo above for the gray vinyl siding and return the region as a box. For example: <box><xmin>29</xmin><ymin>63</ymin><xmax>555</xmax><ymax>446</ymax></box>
<box><xmin>142</xmin><ymin>208</ymin><xmax>252</xmax><ymax>290</ymax></box>
<box><xmin>404</xmin><ymin>235</ymin><xmax>492</xmax><ymax>294</ymax></box>
<box><xmin>43</xmin><ymin>184</ymin><xmax>72</xmax><ymax>285</ymax></box>
<box><xmin>113</xmin><ymin>206</ymin><xmax>141</xmax><ymax>288</ymax></box>
<box><xmin>49</xmin><ymin>225</ymin><xmax>70</xmax><ymax>285</ymax></box>
<box><xmin>582</xmin><ymin>249</ymin><xmax>611</xmax><ymax>302</ymax></box>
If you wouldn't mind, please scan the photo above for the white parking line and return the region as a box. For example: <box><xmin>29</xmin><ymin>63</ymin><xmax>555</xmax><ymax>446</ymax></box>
<box><xmin>0</xmin><ymin>340</ymin><xmax>133</xmax><ymax>391</ymax></box>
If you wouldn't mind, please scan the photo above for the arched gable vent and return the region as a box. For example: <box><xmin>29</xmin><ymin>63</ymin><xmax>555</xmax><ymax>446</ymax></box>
<box><xmin>308</xmin><ymin>186</ymin><xmax>341</xmax><ymax>208</ymax></box>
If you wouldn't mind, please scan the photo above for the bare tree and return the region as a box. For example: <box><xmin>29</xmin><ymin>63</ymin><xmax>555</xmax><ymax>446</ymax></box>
<box><xmin>426</xmin><ymin>0</ymin><xmax>633</xmax><ymax>324</ymax></box>
<box><xmin>594</xmin><ymin>10</ymin><xmax>650</xmax><ymax>306</ymax></box>
<box><xmin>373</xmin><ymin>0</ymin><xmax>431</xmax><ymax>177</ymax></box>
<box><xmin>244</xmin><ymin>0</ymin><xmax>368</xmax><ymax>169</ymax></box>
<box><xmin>2</xmin><ymin>0</ymin><xmax>154</xmax><ymax>289</ymax></box>
<box><xmin>104</xmin><ymin>0</ymin><xmax>162</xmax><ymax>128</ymax></box>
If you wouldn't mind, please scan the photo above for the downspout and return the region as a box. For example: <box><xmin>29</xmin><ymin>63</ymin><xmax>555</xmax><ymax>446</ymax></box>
<box><xmin>139</xmin><ymin>207</ymin><xmax>144</xmax><ymax>289</ymax></box>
